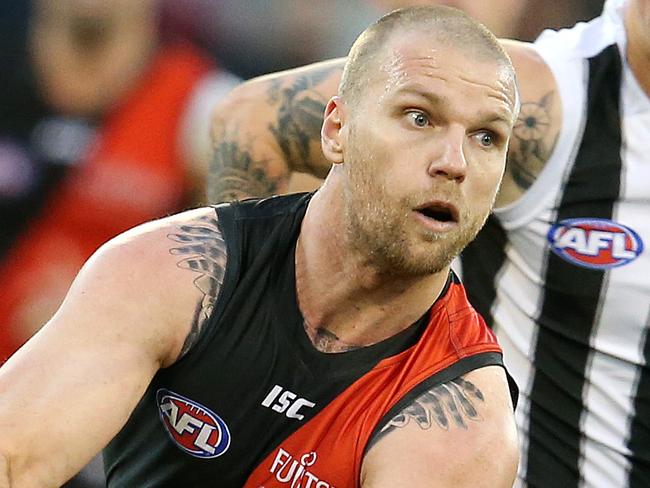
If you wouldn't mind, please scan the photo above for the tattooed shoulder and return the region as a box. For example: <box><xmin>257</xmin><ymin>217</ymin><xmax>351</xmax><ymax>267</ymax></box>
<box><xmin>508</xmin><ymin>90</ymin><xmax>559</xmax><ymax>190</ymax></box>
<box><xmin>167</xmin><ymin>214</ymin><xmax>227</xmax><ymax>357</ymax></box>
<box><xmin>269</xmin><ymin>65</ymin><xmax>343</xmax><ymax>176</ymax></box>
<box><xmin>367</xmin><ymin>377</ymin><xmax>485</xmax><ymax>450</ymax></box>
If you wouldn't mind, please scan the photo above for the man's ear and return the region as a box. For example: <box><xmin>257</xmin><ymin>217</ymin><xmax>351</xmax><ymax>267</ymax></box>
<box><xmin>321</xmin><ymin>96</ymin><xmax>346</xmax><ymax>165</ymax></box>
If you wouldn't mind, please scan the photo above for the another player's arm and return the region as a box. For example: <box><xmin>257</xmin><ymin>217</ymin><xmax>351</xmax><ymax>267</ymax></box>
<box><xmin>208</xmin><ymin>58</ymin><xmax>344</xmax><ymax>202</ymax></box>
<box><xmin>496</xmin><ymin>40</ymin><xmax>562</xmax><ymax>207</ymax></box>
<box><xmin>360</xmin><ymin>366</ymin><xmax>518</xmax><ymax>487</ymax></box>
<box><xmin>0</xmin><ymin>207</ymin><xmax>226</xmax><ymax>487</ymax></box>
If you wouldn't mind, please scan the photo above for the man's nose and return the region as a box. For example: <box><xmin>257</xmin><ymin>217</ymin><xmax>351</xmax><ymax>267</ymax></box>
<box><xmin>427</xmin><ymin>127</ymin><xmax>467</xmax><ymax>182</ymax></box>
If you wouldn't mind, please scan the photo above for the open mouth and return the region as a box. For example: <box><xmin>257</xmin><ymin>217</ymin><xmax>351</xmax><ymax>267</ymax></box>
<box><xmin>415</xmin><ymin>202</ymin><xmax>458</xmax><ymax>223</ymax></box>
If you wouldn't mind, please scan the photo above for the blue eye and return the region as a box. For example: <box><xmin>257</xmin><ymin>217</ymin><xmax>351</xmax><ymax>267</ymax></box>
<box><xmin>477</xmin><ymin>132</ymin><xmax>495</xmax><ymax>147</ymax></box>
<box><xmin>409</xmin><ymin>111</ymin><xmax>429</xmax><ymax>128</ymax></box>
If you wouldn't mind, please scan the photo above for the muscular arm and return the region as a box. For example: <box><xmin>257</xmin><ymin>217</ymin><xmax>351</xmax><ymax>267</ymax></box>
<box><xmin>208</xmin><ymin>41</ymin><xmax>562</xmax><ymax>207</ymax></box>
<box><xmin>361</xmin><ymin>366</ymin><xmax>518</xmax><ymax>487</ymax></box>
<box><xmin>0</xmin><ymin>207</ymin><xmax>226</xmax><ymax>487</ymax></box>
<box><xmin>208</xmin><ymin>59</ymin><xmax>344</xmax><ymax>202</ymax></box>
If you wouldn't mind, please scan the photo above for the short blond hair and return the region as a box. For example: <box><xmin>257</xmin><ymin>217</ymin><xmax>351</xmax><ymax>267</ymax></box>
<box><xmin>339</xmin><ymin>6</ymin><xmax>515</xmax><ymax>105</ymax></box>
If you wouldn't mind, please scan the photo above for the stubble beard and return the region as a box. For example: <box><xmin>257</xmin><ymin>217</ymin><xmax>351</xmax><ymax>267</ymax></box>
<box><xmin>345</xmin><ymin>195</ymin><xmax>486</xmax><ymax>276</ymax></box>
<box><xmin>343</xmin><ymin>153</ymin><xmax>491</xmax><ymax>277</ymax></box>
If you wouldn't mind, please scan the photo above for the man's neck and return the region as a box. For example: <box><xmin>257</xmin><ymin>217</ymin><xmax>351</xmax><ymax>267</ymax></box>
<box><xmin>296</xmin><ymin>184</ymin><xmax>450</xmax><ymax>352</ymax></box>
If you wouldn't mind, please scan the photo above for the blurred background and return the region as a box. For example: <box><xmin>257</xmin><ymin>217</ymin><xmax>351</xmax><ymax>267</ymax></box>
<box><xmin>165</xmin><ymin>0</ymin><xmax>605</xmax><ymax>78</ymax></box>
<box><xmin>0</xmin><ymin>0</ymin><xmax>604</xmax><ymax>486</ymax></box>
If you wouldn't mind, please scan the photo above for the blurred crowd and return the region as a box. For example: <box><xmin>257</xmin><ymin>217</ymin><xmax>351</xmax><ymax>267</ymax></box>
<box><xmin>163</xmin><ymin>0</ymin><xmax>605</xmax><ymax>78</ymax></box>
<box><xmin>0</xmin><ymin>1</ymin><xmax>604</xmax><ymax>486</ymax></box>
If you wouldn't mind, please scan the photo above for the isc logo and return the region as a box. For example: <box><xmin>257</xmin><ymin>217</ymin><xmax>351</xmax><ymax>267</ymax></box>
<box><xmin>157</xmin><ymin>389</ymin><xmax>231</xmax><ymax>458</ymax></box>
<box><xmin>547</xmin><ymin>218</ymin><xmax>644</xmax><ymax>270</ymax></box>
<box><xmin>261</xmin><ymin>385</ymin><xmax>315</xmax><ymax>420</ymax></box>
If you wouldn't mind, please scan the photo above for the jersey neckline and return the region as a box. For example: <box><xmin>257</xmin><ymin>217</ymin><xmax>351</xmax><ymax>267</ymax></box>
<box><xmin>269</xmin><ymin>194</ymin><xmax>451</xmax><ymax>376</ymax></box>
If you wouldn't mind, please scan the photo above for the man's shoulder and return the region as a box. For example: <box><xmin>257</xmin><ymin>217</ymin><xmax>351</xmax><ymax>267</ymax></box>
<box><xmin>78</xmin><ymin>206</ymin><xmax>226</xmax><ymax>365</ymax></box>
<box><xmin>360</xmin><ymin>365</ymin><xmax>518</xmax><ymax>487</ymax></box>
<box><xmin>97</xmin><ymin>207</ymin><xmax>221</xmax><ymax>268</ymax></box>
<box><xmin>496</xmin><ymin>39</ymin><xmax>561</xmax><ymax>207</ymax></box>
<box><xmin>496</xmin><ymin>12</ymin><xmax>618</xmax><ymax>208</ymax></box>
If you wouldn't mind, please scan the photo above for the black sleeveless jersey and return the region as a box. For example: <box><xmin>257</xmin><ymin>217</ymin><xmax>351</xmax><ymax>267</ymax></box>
<box><xmin>103</xmin><ymin>193</ymin><xmax>513</xmax><ymax>487</ymax></box>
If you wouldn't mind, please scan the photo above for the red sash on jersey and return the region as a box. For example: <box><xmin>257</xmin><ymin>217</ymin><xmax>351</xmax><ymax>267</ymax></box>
<box><xmin>244</xmin><ymin>281</ymin><xmax>502</xmax><ymax>488</ymax></box>
<box><xmin>0</xmin><ymin>43</ymin><xmax>213</xmax><ymax>360</ymax></box>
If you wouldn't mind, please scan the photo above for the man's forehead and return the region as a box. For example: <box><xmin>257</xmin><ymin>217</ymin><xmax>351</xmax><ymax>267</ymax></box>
<box><xmin>372</xmin><ymin>36</ymin><xmax>517</xmax><ymax>114</ymax></box>
<box><xmin>382</xmin><ymin>45</ymin><xmax>510</xmax><ymax>86</ymax></box>
<box><xmin>380</xmin><ymin>34</ymin><xmax>498</xmax><ymax>76</ymax></box>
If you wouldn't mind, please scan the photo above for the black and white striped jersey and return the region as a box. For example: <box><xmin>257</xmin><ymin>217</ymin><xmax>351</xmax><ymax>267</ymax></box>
<box><xmin>462</xmin><ymin>1</ymin><xmax>650</xmax><ymax>486</ymax></box>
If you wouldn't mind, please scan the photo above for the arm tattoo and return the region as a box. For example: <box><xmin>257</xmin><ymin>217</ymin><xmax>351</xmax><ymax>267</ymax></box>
<box><xmin>367</xmin><ymin>377</ymin><xmax>484</xmax><ymax>450</ymax></box>
<box><xmin>167</xmin><ymin>215</ymin><xmax>227</xmax><ymax>356</ymax></box>
<box><xmin>269</xmin><ymin>67</ymin><xmax>341</xmax><ymax>177</ymax></box>
<box><xmin>509</xmin><ymin>91</ymin><xmax>557</xmax><ymax>190</ymax></box>
<box><xmin>208</xmin><ymin>130</ymin><xmax>283</xmax><ymax>203</ymax></box>
<box><xmin>209</xmin><ymin>67</ymin><xmax>340</xmax><ymax>203</ymax></box>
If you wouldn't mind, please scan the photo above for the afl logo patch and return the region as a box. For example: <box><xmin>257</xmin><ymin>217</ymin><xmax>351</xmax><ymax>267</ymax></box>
<box><xmin>547</xmin><ymin>218</ymin><xmax>644</xmax><ymax>270</ymax></box>
<box><xmin>157</xmin><ymin>389</ymin><xmax>231</xmax><ymax>458</ymax></box>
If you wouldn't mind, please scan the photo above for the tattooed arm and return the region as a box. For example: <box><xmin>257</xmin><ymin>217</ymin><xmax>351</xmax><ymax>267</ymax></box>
<box><xmin>495</xmin><ymin>40</ymin><xmax>562</xmax><ymax>207</ymax></box>
<box><xmin>0</xmin><ymin>207</ymin><xmax>225</xmax><ymax>486</ymax></box>
<box><xmin>361</xmin><ymin>366</ymin><xmax>518</xmax><ymax>487</ymax></box>
<box><xmin>208</xmin><ymin>59</ymin><xmax>344</xmax><ymax>202</ymax></box>
<box><xmin>167</xmin><ymin>213</ymin><xmax>227</xmax><ymax>356</ymax></box>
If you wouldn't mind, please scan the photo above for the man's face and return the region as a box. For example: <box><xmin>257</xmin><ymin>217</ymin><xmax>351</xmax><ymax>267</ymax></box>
<box><xmin>339</xmin><ymin>32</ymin><xmax>517</xmax><ymax>276</ymax></box>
